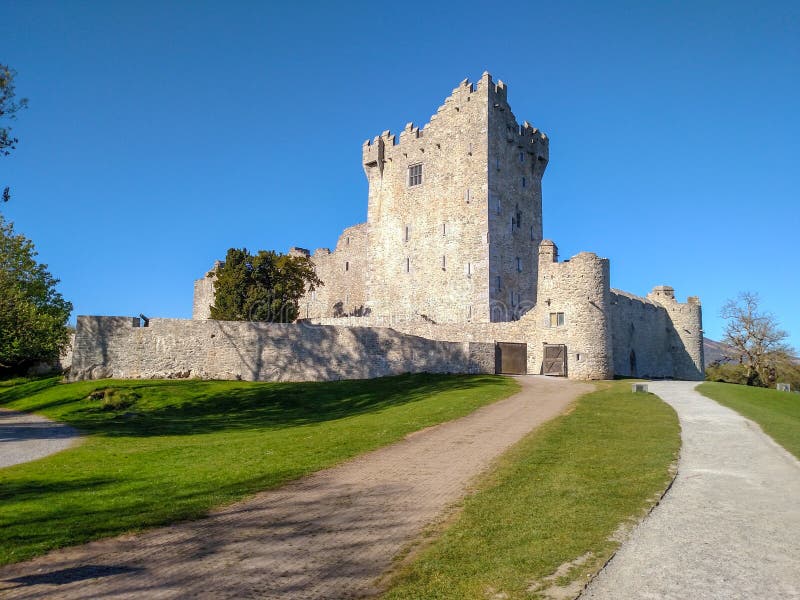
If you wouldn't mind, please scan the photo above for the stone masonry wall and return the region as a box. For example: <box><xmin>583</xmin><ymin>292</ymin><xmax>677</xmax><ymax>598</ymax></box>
<box><xmin>610</xmin><ymin>287</ymin><xmax>704</xmax><ymax>380</ymax></box>
<box><xmin>192</xmin><ymin>263</ymin><xmax>218</xmax><ymax>319</ymax></box>
<box><xmin>69</xmin><ymin>316</ymin><xmax>495</xmax><ymax>382</ymax></box>
<box><xmin>311</xmin><ymin>241</ymin><xmax>615</xmax><ymax>381</ymax></box>
<box><xmin>295</xmin><ymin>222</ymin><xmax>369</xmax><ymax>319</ymax></box>
<box><xmin>362</xmin><ymin>75</ymin><xmax>492</xmax><ymax>322</ymax></box>
<box><xmin>487</xmin><ymin>77</ymin><xmax>548</xmax><ymax>320</ymax></box>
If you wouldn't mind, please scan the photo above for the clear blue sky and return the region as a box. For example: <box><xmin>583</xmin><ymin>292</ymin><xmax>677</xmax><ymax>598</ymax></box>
<box><xmin>2</xmin><ymin>1</ymin><xmax>799</xmax><ymax>348</ymax></box>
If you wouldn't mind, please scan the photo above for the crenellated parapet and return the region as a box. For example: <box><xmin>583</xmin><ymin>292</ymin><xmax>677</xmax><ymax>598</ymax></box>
<box><xmin>647</xmin><ymin>285</ymin><xmax>704</xmax><ymax>379</ymax></box>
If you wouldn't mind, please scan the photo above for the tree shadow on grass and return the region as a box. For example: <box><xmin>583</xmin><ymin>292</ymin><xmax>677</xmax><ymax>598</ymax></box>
<box><xmin>0</xmin><ymin>378</ymin><xmax>61</xmax><ymax>405</ymax></box>
<box><xmin>68</xmin><ymin>374</ymin><xmax>505</xmax><ymax>438</ymax></box>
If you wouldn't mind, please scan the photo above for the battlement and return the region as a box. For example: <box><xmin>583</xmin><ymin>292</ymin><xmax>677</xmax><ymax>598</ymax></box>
<box><xmin>362</xmin><ymin>72</ymin><xmax>548</xmax><ymax>169</ymax></box>
<box><xmin>646</xmin><ymin>285</ymin><xmax>702</xmax><ymax>310</ymax></box>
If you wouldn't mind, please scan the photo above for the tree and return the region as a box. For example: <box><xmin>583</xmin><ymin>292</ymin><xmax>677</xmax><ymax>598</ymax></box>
<box><xmin>720</xmin><ymin>291</ymin><xmax>794</xmax><ymax>387</ymax></box>
<box><xmin>1</xmin><ymin>64</ymin><xmax>28</xmax><ymax>202</ymax></box>
<box><xmin>209</xmin><ymin>248</ymin><xmax>322</xmax><ymax>322</ymax></box>
<box><xmin>0</xmin><ymin>214</ymin><xmax>73</xmax><ymax>373</ymax></box>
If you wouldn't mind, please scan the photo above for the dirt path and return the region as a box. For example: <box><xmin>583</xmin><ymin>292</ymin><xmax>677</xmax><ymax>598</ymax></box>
<box><xmin>0</xmin><ymin>376</ymin><xmax>590</xmax><ymax>599</ymax></box>
<box><xmin>0</xmin><ymin>409</ymin><xmax>80</xmax><ymax>469</ymax></box>
<box><xmin>581</xmin><ymin>381</ymin><xmax>800</xmax><ymax>600</ymax></box>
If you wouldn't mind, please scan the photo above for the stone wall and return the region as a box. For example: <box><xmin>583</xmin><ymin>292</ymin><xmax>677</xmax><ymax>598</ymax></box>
<box><xmin>362</xmin><ymin>74</ymin><xmax>493</xmax><ymax>322</ymax></box>
<box><xmin>610</xmin><ymin>287</ymin><xmax>704</xmax><ymax>381</ymax></box>
<box><xmin>192</xmin><ymin>261</ymin><xmax>220</xmax><ymax>320</ymax></box>
<box><xmin>311</xmin><ymin>241</ymin><xmax>615</xmax><ymax>381</ymax></box>
<box><xmin>69</xmin><ymin>316</ymin><xmax>495</xmax><ymax>382</ymax></box>
<box><xmin>296</xmin><ymin>222</ymin><xmax>369</xmax><ymax>319</ymax></box>
<box><xmin>487</xmin><ymin>76</ymin><xmax>548</xmax><ymax>320</ymax></box>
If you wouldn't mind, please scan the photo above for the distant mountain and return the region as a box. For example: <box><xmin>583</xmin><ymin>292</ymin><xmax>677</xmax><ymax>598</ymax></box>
<box><xmin>704</xmin><ymin>337</ymin><xmax>737</xmax><ymax>366</ymax></box>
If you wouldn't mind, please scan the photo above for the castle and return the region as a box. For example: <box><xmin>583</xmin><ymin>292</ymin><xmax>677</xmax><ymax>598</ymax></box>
<box><xmin>193</xmin><ymin>72</ymin><xmax>704</xmax><ymax>381</ymax></box>
<box><xmin>69</xmin><ymin>73</ymin><xmax>703</xmax><ymax>382</ymax></box>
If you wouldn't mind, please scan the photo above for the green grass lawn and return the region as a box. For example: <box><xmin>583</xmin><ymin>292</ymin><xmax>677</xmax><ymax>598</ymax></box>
<box><xmin>0</xmin><ymin>373</ymin><xmax>518</xmax><ymax>566</ymax></box>
<box><xmin>381</xmin><ymin>381</ymin><xmax>681</xmax><ymax>600</ymax></box>
<box><xmin>698</xmin><ymin>382</ymin><xmax>800</xmax><ymax>459</ymax></box>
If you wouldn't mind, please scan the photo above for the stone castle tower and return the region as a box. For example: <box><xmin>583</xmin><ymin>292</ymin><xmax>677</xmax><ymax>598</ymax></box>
<box><xmin>193</xmin><ymin>72</ymin><xmax>704</xmax><ymax>381</ymax></box>
<box><xmin>361</xmin><ymin>72</ymin><xmax>547</xmax><ymax>322</ymax></box>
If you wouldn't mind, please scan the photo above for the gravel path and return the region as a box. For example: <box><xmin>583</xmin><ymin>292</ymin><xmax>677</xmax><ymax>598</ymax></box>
<box><xmin>0</xmin><ymin>408</ymin><xmax>80</xmax><ymax>469</ymax></box>
<box><xmin>0</xmin><ymin>376</ymin><xmax>590</xmax><ymax>599</ymax></box>
<box><xmin>582</xmin><ymin>380</ymin><xmax>800</xmax><ymax>600</ymax></box>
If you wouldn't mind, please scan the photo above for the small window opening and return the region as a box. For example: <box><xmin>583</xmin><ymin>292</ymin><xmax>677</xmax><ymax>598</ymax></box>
<box><xmin>408</xmin><ymin>163</ymin><xmax>423</xmax><ymax>186</ymax></box>
<box><xmin>496</xmin><ymin>275</ymin><xmax>502</xmax><ymax>291</ymax></box>
<box><xmin>442</xmin><ymin>223</ymin><xmax>447</xmax><ymax>236</ymax></box>
<box><xmin>530</xmin><ymin>225</ymin><xmax>535</xmax><ymax>241</ymax></box>
<box><xmin>519</xmin><ymin>151</ymin><xmax>524</xmax><ymax>162</ymax></box>
<box><xmin>516</xmin><ymin>257</ymin><xmax>522</xmax><ymax>272</ymax></box>
<box><xmin>495</xmin><ymin>157</ymin><xmax>500</xmax><ymax>170</ymax></box>
<box><xmin>345</xmin><ymin>261</ymin><xmax>349</xmax><ymax>272</ymax></box>
<box><xmin>405</xmin><ymin>225</ymin><xmax>410</xmax><ymax>242</ymax></box>
<box><xmin>549</xmin><ymin>312</ymin><xmax>565</xmax><ymax>327</ymax></box>
<box><xmin>442</xmin><ymin>255</ymin><xmax>446</xmax><ymax>270</ymax></box>
<box><xmin>576</xmin><ymin>353</ymin><xmax>582</xmax><ymax>362</ymax></box>
<box><xmin>466</xmin><ymin>262</ymin><xmax>472</xmax><ymax>276</ymax></box>
<box><xmin>465</xmin><ymin>188</ymin><xmax>471</xmax><ymax>203</ymax></box>
<box><xmin>522</xmin><ymin>176</ymin><xmax>526</xmax><ymax>188</ymax></box>
<box><xmin>405</xmin><ymin>257</ymin><xmax>410</xmax><ymax>273</ymax></box>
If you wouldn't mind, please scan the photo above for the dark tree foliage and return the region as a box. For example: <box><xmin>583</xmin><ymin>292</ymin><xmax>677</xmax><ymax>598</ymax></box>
<box><xmin>210</xmin><ymin>248</ymin><xmax>322</xmax><ymax>323</ymax></box>
<box><xmin>0</xmin><ymin>214</ymin><xmax>73</xmax><ymax>372</ymax></box>
<box><xmin>1</xmin><ymin>64</ymin><xmax>28</xmax><ymax>202</ymax></box>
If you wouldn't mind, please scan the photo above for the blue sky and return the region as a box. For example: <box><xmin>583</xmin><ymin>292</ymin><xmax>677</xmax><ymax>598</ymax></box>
<box><xmin>2</xmin><ymin>1</ymin><xmax>799</xmax><ymax>348</ymax></box>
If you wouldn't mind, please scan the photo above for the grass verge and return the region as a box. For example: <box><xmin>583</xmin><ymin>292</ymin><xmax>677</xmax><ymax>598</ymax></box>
<box><xmin>697</xmin><ymin>381</ymin><xmax>800</xmax><ymax>459</ymax></box>
<box><xmin>0</xmin><ymin>373</ymin><xmax>518</xmax><ymax>566</ymax></box>
<box><xmin>381</xmin><ymin>380</ymin><xmax>681</xmax><ymax>600</ymax></box>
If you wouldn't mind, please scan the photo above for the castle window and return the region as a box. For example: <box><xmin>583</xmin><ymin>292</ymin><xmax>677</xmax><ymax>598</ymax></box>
<box><xmin>522</xmin><ymin>177</ymin><xmax>526</xmax><ymax>188</ymax></box>
<box><xmin>442</xmin><ymin>223</ymin><xmax>447</xmax><ymax>236</ymax></box>
<box><xmin>495</xmin><ymin>158</ymin><xmax>500</xmax><ymax>170</ymax></box>
<box><xmin>519</xmin><ymin>151</ymin><xmax>524</xmax><ymax>162</ymax></box>
<box><xmin>466</xmin><ymin>262</ymin><xmax>472</xmax><ymax>276</ymax></box>
<box><xmin>345</xmin><ymin>261</ymin><xmax>349</xmax><ymax>272</ymax></box>
<box><xmin>405</xmin><ymin>257</ymin><xmax>410</xmax><ymax>273</ymax></box>
<box><xmin>442</xmin><ymin>255</ymin><xmax>446</xmax><ymax>270</ymax></box>
<box><xmin>530</xmin><ymin>226</ymin><xmax>535</xmax><ymax>241</ymax></box>
<box><xmin>346</xmin><ymin>237</ymin><xmax>350</xmax><ymax>245</ymax></box>
<box><xmin>516</xmin><ymin>257</ymin><xmax>522</xmax><ymax>272</ymax></box>
<box><xmin>496</xmin><ymin>275</ymin><xmax>502</xmax><ymax>291</ymax></box>
<box><xmin>405</xmin><ymin>225</ymin><xmax>410</xmax><ymax>242</ymax></box>
<box><xmin>408</xmin><ymin>163</ymin><xmax>423</xmax><ymax>186</ymax></box>
<box><xmin>465</xmin><ymin>188</ymin><xmax>471</xmax><ymax>203</ymax></box>
<box><xmin>549</xmin><ymin>312</ymin><xmax>565</xmax><ymax>327</ymax></box>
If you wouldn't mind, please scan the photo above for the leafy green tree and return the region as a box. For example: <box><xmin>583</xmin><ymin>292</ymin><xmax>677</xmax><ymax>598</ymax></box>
<box><xmin>0</xmin><ymin>214</ymin><xmax>73</xmax><ymax>373</ymax></box>
<box><xmin>210</xmin><ymin>248</ymin><xmax>322</xmax><ymax>322</ymax></box>
<box><xmin>1</xmin><ymin>64</ymin><xmax>28</xmax><ymax>202</ymax></box>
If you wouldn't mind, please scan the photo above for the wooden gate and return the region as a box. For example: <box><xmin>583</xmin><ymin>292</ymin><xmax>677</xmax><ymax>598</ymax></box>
<box><xmin>542</xmin><ymin>344</ymin><xmax>567</xmax><ymax>376</ymax></box>
<box><xmin>495</xmin><ymin>342</ymin><xmax>527</xmax><ymax>374</ymax></box>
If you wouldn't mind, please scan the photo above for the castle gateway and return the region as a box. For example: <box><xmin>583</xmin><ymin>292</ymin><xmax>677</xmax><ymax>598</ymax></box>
<box><xmin>70</xmin><ymin>73</ymin><xmax>703</xmax><ymax>382</ymax></box>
